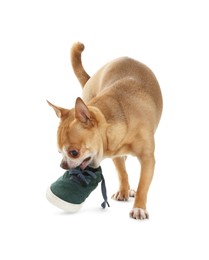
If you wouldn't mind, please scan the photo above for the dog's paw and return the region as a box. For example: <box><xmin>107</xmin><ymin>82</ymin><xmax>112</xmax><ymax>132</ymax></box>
<box><xmin>129</xmin><ymin>208</ymin><xmax>149</xmax><ymax>220</ymax></box>
<box><xmin>129</xmin><ymin>189</ymin><xmax>136</xmax><ymax>197</ymax></box>
<box><xmin>112</xmin><ymin>189</ymin><xmax>136</xmax><ymax>201</ymax></box>
<box><xmin>111</xmin><ymin>190</ymin><xmax>129</xmax><ymax>201</ymax></box>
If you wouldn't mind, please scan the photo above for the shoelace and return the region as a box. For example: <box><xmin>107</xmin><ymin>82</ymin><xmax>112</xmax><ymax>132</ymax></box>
<box><xmin>69</xmin><ymin>168</ymin><xmax>110</xmax><ymax>209</ymax></box>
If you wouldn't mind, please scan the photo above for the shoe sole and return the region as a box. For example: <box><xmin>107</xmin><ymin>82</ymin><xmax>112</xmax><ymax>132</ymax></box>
<box><xmin>46</xmin><ymin>187</ymin><xmax>83</xmax><ymax>213</ymax></box>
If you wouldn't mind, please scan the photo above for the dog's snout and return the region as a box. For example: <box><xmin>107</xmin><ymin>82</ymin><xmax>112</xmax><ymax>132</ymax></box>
<box><xmin>60</xmin><ymin>159</ymin><xmax>69</xmax><ymax>170</ymax></box>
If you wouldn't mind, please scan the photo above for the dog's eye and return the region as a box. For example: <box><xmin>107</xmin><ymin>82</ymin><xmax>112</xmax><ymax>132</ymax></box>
<box><xmin>69</xmin><ymin>150</ymin><xmax>79</xmax><ymax>157</ymax></box>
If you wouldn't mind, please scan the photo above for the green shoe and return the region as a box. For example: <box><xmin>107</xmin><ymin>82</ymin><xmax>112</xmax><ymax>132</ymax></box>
<box><xmin>46</xmin><ymin>166</ymin><xmax>109</xmax><ymax>212</ymax></box>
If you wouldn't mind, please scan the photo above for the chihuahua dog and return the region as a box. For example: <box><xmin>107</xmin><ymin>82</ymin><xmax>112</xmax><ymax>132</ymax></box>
<box><xmin>48</xmin><ymin>42</ymin><xmax>163</xmax><ymax>219</ymax></box>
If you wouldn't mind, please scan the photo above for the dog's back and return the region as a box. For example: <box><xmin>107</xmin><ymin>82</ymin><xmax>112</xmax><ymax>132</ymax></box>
<box><xmin>71</xmin><ymin>42</ymin><xmax>163</xmax><ymax>132</ymax></box>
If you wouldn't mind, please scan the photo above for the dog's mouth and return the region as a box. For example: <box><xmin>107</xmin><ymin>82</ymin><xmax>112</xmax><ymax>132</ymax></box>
<box><xmin>60</xmin><ymin>156</ymin><xmax>92</xmax><ymax>170</ymax></box>
<box><xmin>80</xmin><ymin>156</ymin><xmax>91</xmax><ymax>170</ymax></box>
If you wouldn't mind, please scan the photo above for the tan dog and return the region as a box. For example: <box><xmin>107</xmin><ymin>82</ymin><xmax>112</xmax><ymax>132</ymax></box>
<box><xmin>48</xmin><ymin>42</ymin><xmax>163</xmax><ymax>219</ymax></box>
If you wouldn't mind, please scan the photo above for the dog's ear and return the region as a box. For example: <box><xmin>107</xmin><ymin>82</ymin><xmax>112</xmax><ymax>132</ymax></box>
<box><xmin>75</xmin><ymin>97</ymin><xmax>95</xmax><ymax>126</ymax></box>
<box><xmin>47</xmin><ymin>100</ymin><xmax>69</xmax><ymax>118</ymax></box>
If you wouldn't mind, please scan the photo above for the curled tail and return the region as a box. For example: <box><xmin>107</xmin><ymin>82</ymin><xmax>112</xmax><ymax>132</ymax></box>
<box><xmin>71</xmin><ymin>42</ymin><xmax>90</xmax><ymax>88</ymax></box>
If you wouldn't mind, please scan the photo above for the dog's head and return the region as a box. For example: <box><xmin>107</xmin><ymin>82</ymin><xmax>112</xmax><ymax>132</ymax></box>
<box><xmin>48</xmin><ymin>97</ymin><xmax>106</xmax><ymax>170</ymax></box>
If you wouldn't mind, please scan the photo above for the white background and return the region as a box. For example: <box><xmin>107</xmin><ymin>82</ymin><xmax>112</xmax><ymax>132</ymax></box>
<box><xmin>1</xmin><ymin>0</ymin><xmax>209</xmax><ymax>259</ymax></box>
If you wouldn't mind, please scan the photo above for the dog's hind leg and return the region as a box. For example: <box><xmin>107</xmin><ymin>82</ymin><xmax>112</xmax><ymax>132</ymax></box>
<box><xmin>111</xmin><ymin>156</ymin><xmax>131</xmax><ymax>201</ymax></box>
<box><xmin>70</xmin><ymin>42</ymin><xmax>90</xmax><ymax>87</ymax></box>
<box><xmin>130</xmin><ymin>153</ymin><xmax>155</xmax><ymax>220</ymax></box>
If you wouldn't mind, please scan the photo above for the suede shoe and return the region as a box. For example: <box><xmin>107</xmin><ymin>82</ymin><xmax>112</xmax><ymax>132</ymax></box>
<box><xmin>46</xmin><ymin>166</ymin><xmax>109</xmax><ymax>212</ymax></box>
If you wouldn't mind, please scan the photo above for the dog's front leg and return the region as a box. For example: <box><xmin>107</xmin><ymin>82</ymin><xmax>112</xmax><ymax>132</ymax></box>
<box><xmin>129</xmin><ymin>154</ymin><xmax>155</xmax><ymax>220</ymax></box>
<box><xmin>111</xmin><ymin>156</ymin><xmax>130</xmax><ymax>201</ymax></box>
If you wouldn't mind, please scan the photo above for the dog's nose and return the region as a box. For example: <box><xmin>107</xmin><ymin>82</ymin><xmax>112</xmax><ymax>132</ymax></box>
<box><xmin>60</xmin><ymin>159</ymin><xmax>69</xmax><ymax>170</ymax></box>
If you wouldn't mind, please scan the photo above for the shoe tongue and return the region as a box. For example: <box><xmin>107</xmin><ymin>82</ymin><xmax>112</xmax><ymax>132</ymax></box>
<box><xmin>69</xmin><ymin>166</ymin><xmax>110</xmax><ymax>208</ymax></box>
<box><xmin>84</xmin><ymin>166</ymin><xmax>110</xmax><ymax>208</ymax></box>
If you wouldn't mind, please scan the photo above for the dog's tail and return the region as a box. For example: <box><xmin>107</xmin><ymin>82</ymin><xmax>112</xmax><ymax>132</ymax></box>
<box><xmin>71</xmin><ymin>42</ymin><xmax>90</xmax><ymax>88</ymax></box>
